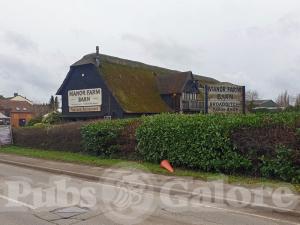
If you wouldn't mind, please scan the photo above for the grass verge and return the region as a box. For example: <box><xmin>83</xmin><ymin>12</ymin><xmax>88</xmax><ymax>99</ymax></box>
<box><xmin>0</xmin><ymin>145</ymin><xmax>299</xmax><ymax>193</ymax></box>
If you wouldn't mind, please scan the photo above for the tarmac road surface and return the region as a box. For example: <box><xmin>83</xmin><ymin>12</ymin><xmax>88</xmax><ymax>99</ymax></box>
<box><xmin>0</xmin><ymin>162</ymin><xmax>298</xmax><ymax>225</ymax></box>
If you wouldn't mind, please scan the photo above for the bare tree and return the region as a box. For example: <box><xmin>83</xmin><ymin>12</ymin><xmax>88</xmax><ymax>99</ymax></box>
<box><xmin>276</xmin><ymin>91</ymin><xmax>290</xmax><ymax>108</ymax></box>
<box><xmin>32</xmin><ymin>104</ymin><xmax>51</xmax><ymax>117</ymax></box>
<box><xmin>246</xmin><ymin>90</ymin><xmax>259</xmax><ymax>101</ymax></box>
<box><xmin>246</xmin><ymin>90</ymin><xmax>259</xmax><ymax>113</ymax></box>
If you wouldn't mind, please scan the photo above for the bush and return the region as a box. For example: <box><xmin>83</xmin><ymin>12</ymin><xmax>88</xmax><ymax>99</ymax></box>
<box><xmin>136</xmin><ymin>112</ymin><xmax>300</xmax><ymax>181</ymax></box>
<box><xmin>42</xmin><ymin>112</ymin><xmax>62</xmax><ymax>124</ymax></box>
<box><xmin>27</xmin><ymin>116</ymin><xmax>43</xmax><ymax>126</ymax></box>
<box><xmin>13</xmin><ymin>111</ymin><xmax>300</xmax><ymax>183</ymax></box>
<box><xmin>13</xmin><ymin>122</ymin><xmax>87</xmax><ymax>152</ymax></box>
<box><xmin>260</xmin><ymin>146</ymin><xmax>300</xmax><ymax>183</ymax></box>
<box><xmin>81</xmin><ymin>119</ymin><xmax>132</xmax><ymax>157</ymax></box>
<box><xmin>285</xmin><ymin>106</ymin><xmax>300</xmax><ymax>112</ymax></box>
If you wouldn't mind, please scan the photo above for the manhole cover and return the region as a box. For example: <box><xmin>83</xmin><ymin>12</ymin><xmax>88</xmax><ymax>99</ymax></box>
<box><xmin>52</xmin><ymin>206</ymin><xmax>88</xmax><ymax>219</ymax></box>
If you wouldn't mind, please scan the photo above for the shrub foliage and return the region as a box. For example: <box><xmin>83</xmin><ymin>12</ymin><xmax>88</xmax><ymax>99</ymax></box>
<box><xmin>13</xmin><ymin>122</ymin><xmax>85</xmax><ymax>152</ymax></box>
<box><xmin>81</xmin><ymin>119</ymin><xmax>132</xmax><ymax>156</ymax></box>
<box><xmin>13</xmin><ymin>112</ymin><xmax>300</xmax><ymax>183</ymax></box>
<box><xmin>136</xmin><ymin>113</ymin><xmax>300</xmax><ymax>182</ymax></box>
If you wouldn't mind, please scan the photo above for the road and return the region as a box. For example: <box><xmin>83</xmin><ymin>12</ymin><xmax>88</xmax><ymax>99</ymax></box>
<box><xmin>0</xmin><ymin>163</ymin><xmax>298</xmax><ymax>225</ymax></box>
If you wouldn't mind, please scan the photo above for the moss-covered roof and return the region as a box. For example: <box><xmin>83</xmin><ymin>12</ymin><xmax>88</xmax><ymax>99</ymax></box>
<box><xmin>100</xmin><ymin>61</ymin><xmax>171</xmax><ymax>113</ymax></box>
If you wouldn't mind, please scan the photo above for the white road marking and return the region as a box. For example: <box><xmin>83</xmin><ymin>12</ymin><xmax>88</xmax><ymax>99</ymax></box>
<box><xmin>190</xmin><ymin>201</ymin><xmax>300</xmax><ymax>225</ymax></box>
<box><xmin>97</xmin><ymin>175</ymin><xmax>300</xmax><ymax>214</ymax></box>
<box><xmin>0</xmin><ymin>194</ymin><xmax>36</xmax><ymax>209</ymax></box>
<box><xmin>100</xmin><ymin>182</ymin><xmax>300</xmax><ymax>225</ymax></box>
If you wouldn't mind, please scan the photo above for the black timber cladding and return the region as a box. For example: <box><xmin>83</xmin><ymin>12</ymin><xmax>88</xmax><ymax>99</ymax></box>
<box><xmin>57</xmin><ymin>64</ymin><xmax>124</xmax><ymax>118</ymax></box>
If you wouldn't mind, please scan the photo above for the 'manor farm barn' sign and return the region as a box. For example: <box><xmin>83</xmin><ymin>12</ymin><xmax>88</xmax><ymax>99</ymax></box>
<box><xmin>68</xmin><ymin>88</ymin><xmax>102</xmax><ymax>113</ymax></box>
<box><xmin>205</xmin><ymin>84</ymin><xmax>245</xmax><ymax>114</ymax></box>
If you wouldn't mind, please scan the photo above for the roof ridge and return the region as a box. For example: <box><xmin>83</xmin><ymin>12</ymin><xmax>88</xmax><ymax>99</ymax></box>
<box><xmin>71</xmin><ymin>53</ymin><xmax>219</xmax><ymax>83</ymax></box>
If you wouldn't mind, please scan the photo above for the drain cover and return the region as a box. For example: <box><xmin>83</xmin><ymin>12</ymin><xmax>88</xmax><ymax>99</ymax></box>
<box><xmin>52</xmin><ymin>206</ymin><xmax>88</xmax><ymax>219</ymax></box>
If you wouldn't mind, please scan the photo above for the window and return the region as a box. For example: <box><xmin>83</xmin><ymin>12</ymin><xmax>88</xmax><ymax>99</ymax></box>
<box><xmin>19</xmin><ymin>119</ymin><xmax>26</xmax><ymax>127</ymax></box>
<box><xmin>182</xmin><ymin>92</ymin><xmax>198</xmax><ymax>100</ymax></box>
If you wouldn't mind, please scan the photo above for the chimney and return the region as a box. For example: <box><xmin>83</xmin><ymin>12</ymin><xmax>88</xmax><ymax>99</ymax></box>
<box><xmin>14</xmin><ymin>93</ymin><xmax>18</xmax><ymax>97</ymax></box>
<box><xmin>95</xmin><ymin>46</ymin><xmax>100</xmax><ymax>67</ymax></box>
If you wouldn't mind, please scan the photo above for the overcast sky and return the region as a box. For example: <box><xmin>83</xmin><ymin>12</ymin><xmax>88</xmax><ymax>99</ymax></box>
<box><xmin>0</xmin><ymin>0</ymin><xmax>300</xmax><ymax>103</ymax></box>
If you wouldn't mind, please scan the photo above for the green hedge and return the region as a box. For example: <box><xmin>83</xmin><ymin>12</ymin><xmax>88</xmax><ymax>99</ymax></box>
<box><xmin>13</xmin><ymin>122</ymin><xmax>85</xmax><ymax>152</ymax></box>
<box><xmin>81</xmin><ymin>119</ymin><xmax>131</xmax><ymax>156</ymax></box>
<box><xmin>14</xmin><ymin>112</ymin><xmax>300</xmax><ymax>183</ymax></box>
<box><xmin>136</xmin><ymin>113</ymin><xmax>300</xmax><ymax>182</ymax></box>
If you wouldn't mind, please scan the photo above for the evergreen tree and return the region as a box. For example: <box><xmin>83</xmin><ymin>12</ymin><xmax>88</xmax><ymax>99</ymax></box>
<box><xmin>49</xmin><ymin>96</ymin><xmax>55</xmax><ymax>111</ymax></box>
<box><xmin>54</xmin><ymin>96</ymin><xmax>59</xmax><ymax>111</ymax></box>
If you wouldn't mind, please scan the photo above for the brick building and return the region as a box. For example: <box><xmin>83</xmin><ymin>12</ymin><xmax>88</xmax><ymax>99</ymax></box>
<box><xmin>0</xmin><ymin>99</ymin><xmax>33</xmax><ymax>128</ymax></box>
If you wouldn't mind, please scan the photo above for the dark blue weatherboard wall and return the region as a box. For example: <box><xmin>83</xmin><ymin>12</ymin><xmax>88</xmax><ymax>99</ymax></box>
<box><xmin>183</xmin><ymin>80</ymin><xmax>199</xmax><ymax>93</ymax></box>
<box><xmin>60</xmin><ymin>64</ymin><xmax>124</xmax><ymax>119</ymax></box>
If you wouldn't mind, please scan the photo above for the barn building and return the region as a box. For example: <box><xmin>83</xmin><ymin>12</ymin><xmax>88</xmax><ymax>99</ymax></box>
<box><xmin>246</xmin><ymin>99</ymin><xmax>281</xmax><ymax>112</ymax></box>
<box><xmin>57</xmin><ymin>47</ymin><xmax>219</xmax><ymax>119</ymax></box>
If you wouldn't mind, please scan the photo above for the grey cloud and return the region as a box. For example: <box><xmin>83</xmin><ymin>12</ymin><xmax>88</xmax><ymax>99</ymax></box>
<box><xmin>122</xmin><ymin>34</ymin><xmax>203</xmax><ymax>70</ymax></box>
<box><xmin>0</xmin><ymin>54</ymin><xmax>58</xmax><ymax>102</ymax></box>
<box><xmin>2</xmin><ymin>31</ymin><xmax>38</xmax><ymax>52</ymax></box>
<box><xmin>245</xmin><ymin>13</ymin><xmax>300</xmax><ymax>39</ymax></box>
<box><xmin>1</xmin><ymin>0</ymin><xmax>300</xmax><ymax>102</ymax></box>
<box><xmin>277</xmin><ymin>13</ymin><xmax>300</xmax><ymax>36</ymax></box>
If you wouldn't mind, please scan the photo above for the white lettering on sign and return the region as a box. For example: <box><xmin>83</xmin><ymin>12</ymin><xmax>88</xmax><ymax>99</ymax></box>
<box><xmin>69</xmin><ymin>106</ymin><xmax>101</xmax><ymax>113</ymax></box>
<box><xmin>206</xmin><ymin>84</ymin><xmax>244</xmax><ymax>114</ymax></box>
<box><xmin>68</xmin><ymin>88</ymin><xmax>102</xmax><ymax>109</ymax></box>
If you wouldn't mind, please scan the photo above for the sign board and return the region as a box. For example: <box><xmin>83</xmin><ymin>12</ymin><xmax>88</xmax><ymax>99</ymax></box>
<box><xmin>205</xmin><ymin>84</ymin><xmax>245</xmax><ymax>114</ymax></box>
<box><xmin>68</xmin><ymin>88</ymin><xmax>102</xmax><ymax>112</ymax></box>
<box><xmin>0</xmin><ymin>125</ymin><xmax>12</xmax><ymax>146</ymax></box>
